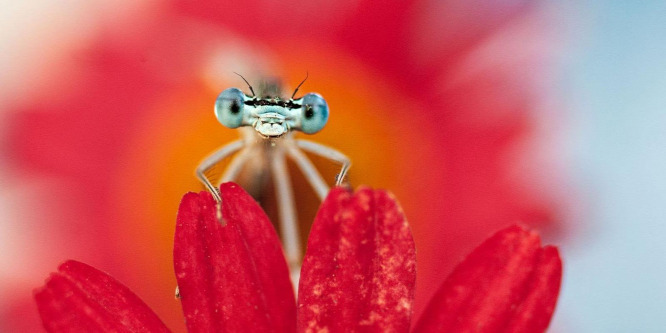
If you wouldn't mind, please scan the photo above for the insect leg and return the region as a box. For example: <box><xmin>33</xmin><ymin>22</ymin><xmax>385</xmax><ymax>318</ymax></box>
<box><xmin>286</xmin><ymin>145</ymin><xmax>329</xmax><ymax>201</ymax></box>
<box><xmin>295</xmin><ymin>139</ymin><xmax>352</xmax><ymax>186</ymax></box>
<box><xmin>195</xmin><ymin>140</ymin><xmax>244</xmax><ymax>202</ymax></box>
<box><xmin>270</xmin><ymin>147</ymin><xmax>302</xmax><ymax>279</ymax></box>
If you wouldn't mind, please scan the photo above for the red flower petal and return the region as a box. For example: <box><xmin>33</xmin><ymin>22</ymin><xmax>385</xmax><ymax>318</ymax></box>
<box><xmin>412</xmin><ymin>225</ymin><xmax>562</xmax><ymax>333</ymax></box>
<box><xmin>298</xmin><ymin>187</ymin><xmax>416</xmax><ymax>332</ymax></box>
<box><xmin>173</xmin><ymin>183</ymin><xmax>296</xmax><ymax>332</ymax></box>
<box><xmin>34</xmin><ymin>260</ymin><xmax>170</xmax><ymax>332</ymax></box>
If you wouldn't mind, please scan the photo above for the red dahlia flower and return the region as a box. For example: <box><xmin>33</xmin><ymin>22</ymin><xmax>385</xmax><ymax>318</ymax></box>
<box><xmin>35</xmin><ymin>184</ymin><xmax>562</xmax><ymax>332</ymax></box>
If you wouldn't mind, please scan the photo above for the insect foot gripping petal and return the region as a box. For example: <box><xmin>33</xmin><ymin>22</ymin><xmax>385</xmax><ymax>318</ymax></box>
<box><xmin>215</xmin><ymin>201</ymin><xmax>225</xmax><ymax>226</ymax></box>
<box><xmin>206</xmin><ymin>185</ymin><xmax>225</xmax><ymax>225</ymax></box>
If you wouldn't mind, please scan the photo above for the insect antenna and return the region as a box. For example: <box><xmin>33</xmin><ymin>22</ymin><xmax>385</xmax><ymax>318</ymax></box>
<box><xmin>290</xmin><ymin>72</ymin><xmax>309</xmax><ymax>100</ymax></box>
<box><xmin>233</xmin><ymin>72</ymin><xmax>256</xmax><ymax>97</ymax></box>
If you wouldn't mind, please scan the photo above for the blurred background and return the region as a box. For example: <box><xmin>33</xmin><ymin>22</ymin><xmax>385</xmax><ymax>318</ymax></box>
<box><xmin>1</xmin><ymin>0</ymin><xmax>664</xmax><ymax>332</ymax></box>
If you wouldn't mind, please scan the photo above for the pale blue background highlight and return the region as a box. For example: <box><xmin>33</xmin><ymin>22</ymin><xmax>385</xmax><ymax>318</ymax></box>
<box><xmin>557</xmin><ymin>1</ymin><xmax>666</xmax><ymax>331</ymax></box>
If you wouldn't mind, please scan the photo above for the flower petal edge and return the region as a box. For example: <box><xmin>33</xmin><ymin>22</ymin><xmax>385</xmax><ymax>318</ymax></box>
<box><xmin>412</xmin><ymin>225</ymin><xmax>562</xmax><ymax>333</ymax></box>
<box><xmin>173</xmin><ymin>183</ymin><xmax>296</xmax><ymax>332</ymax></box>
<box><xmin>34</xmin><ymin>260</ymin><xmax>170</xmax><ymax>332</ymax></box>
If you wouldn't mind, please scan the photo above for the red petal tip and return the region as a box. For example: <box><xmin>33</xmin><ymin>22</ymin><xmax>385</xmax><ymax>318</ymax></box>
<box><xmin>35</xmin><ymin>260</ymin><xmax>170</xmax><ymax>332</ymax></box>
<box><xmin>298</xmin><ymin>186</ymin><xmax>416</xmax><ymax>332</ymax></box>
<box><xmin>174</xmin><ymin>183</ymin><xmax>296</xmax><ymax>332</ymax></box>
<box><xmin>414</xmin><ymin>224</ymin><xmax>562</xmax><ymax>333</ymax></box>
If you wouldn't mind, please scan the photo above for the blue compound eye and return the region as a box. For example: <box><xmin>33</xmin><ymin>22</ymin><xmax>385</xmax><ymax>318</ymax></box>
<box><xmin>215</xmin><ymin>88</ymin><xmax>245</xmax><ymax>128</ymax></box>
<box><xmin>300</xmin><ymin>93</ymin><xmax>329</xmax><ymax>134</ymax></box>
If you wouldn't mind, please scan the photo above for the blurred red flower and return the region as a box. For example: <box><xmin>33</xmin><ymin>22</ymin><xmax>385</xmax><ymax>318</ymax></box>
<box><xmin>35</xmin><ymin>184</ymin><xmax>562</xmax><ymax>332</ymax></box>
<box><xmin>3</xmin><ymin>0</ymin><xmax>567</xmax><ymax>331</ymax></box>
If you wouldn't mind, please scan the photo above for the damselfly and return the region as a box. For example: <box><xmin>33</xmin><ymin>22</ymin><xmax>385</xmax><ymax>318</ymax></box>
<box><xmin>197</xmin><ymin>74</ymin><xmax>350</xmax><ymax>272</ymax></box>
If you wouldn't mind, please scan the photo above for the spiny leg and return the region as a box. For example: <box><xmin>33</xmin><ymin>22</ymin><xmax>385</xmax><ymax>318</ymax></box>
<box><xmin>286</xmin><ymin>145</ymin><xmax>329</xmax><ymax>201</ymax></box>
<box><xmin>196</xmin><ymin>139</ymin><xmax>244</xmax><ymax>222</ymax></box>
<box><xmin>270</xmin><ymin>147</ymin><xmax>302</xmax><ymax>284</ymax></box>
<box><xmin>296</xmin><ymin>139</ymin><xmax>351</xmax><ymax>186</ymax></box>
<box><xmin>196</xmin><ymin>139</ymin><xmax>244</xmax><ymax>202</ymax></box>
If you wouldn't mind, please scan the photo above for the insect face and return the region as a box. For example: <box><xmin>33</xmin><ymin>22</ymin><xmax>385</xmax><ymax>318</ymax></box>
<box><xmin>214</xmin><ymin>88</ymin><xmax>329</xmax><ymax>138</ymax></box>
